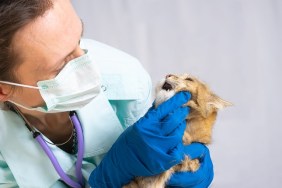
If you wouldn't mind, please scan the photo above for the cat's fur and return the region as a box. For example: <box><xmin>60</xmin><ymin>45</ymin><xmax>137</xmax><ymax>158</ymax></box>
<box><xmin>123</xmin><ymin>73</ymin><xmax>232</xmax><ymax>188</ymax></box>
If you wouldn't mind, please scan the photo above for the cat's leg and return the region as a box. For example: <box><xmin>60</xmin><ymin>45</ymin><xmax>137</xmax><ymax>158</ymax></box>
<box><xmin>123</xmin><ymin>169</ymin><xmax>174</xmax><ymax>188</ymax></box>
<box><xmin>173</xmin><ymin>155</ymin><xmax>200</xmax><ymax>172</ymax></box>
<box><xmin>183</xmin><ymin>131</ymin><xmax>192</xmax><ymax>145</ymax></box>
<box><xmin>123</xmin><ymin>180</ymin><xmax>140</xmax><ymax>188</ymax></box>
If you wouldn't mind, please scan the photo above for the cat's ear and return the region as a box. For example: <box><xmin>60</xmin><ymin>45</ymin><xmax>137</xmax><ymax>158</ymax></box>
<box><xmin>207</xmin><ymin>93</ymin><xmax>233</xmax><ymax>110</ymax></box>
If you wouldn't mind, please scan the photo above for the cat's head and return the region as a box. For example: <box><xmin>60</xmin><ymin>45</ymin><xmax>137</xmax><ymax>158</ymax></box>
<box><xmin>154</xmin><ymin>73</ymin><xmax>232</xmax><ymax>117</ymax></box>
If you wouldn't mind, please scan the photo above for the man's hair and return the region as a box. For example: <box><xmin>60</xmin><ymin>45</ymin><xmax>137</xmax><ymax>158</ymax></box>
<box><xmin>0</xmin><ymin>0</ymin><xmax>53</xmax><ymax>82</ymax></box>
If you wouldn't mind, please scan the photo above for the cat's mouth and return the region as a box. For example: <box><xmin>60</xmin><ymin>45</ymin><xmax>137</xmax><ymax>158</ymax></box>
<box><xmin>162</xmin><ymin>81</ymin><xmax>173</xmax><ymax>91</ymax></box>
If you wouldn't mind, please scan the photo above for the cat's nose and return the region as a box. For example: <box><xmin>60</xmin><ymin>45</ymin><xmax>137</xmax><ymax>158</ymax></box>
<box><xmin>162</xmin><ymin>82</ymin><xmax>173</xmax><ymax>91</ymax></box>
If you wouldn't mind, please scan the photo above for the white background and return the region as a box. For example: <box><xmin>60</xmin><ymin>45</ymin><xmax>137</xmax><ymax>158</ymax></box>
<box><xmin>73</xmin><ymin>0</ymin><xmax>282</xmax><ymax>187</ymax></box>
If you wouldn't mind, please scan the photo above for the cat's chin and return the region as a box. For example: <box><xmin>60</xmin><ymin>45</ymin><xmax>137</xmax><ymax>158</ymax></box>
<box><xmin>154</xmin><ymin>89</ymin><xmax>176</xmax><ymax>108</ymax></box>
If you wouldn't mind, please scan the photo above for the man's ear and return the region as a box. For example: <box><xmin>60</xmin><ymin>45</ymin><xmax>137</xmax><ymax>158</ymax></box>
<box><xmin>0</xmin><ymin>84</ymin><xmax>13</xmax><ymax>102</ymax></box>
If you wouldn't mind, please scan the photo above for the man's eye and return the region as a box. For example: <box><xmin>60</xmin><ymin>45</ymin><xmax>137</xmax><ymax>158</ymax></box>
<box><xmin>55</xmin><ymin>68</ymin><xmax>63</xmax><ymax>75</ymax></box>
<box><xmin>54</xmin><ymin>64</ymin><xmax>65</xmax><ymax>75</ymax></box>
<box><xmin>185</xmin><ymin>77</ymin><xmax>194</xmax><ymax>81</ymax></box>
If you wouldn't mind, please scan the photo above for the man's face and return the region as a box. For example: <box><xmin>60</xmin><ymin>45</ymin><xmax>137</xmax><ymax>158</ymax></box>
<box><xmin>8</xmin><ymin>0</ymin><xmax>84</xmax><ymax>108</ymax></box>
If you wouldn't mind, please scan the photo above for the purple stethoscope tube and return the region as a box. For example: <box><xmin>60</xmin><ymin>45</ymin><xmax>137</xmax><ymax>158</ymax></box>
<box><xmin>34</xmin><ymin>111</ymin><xmax>84</xmax><ymax>188</ymax></box>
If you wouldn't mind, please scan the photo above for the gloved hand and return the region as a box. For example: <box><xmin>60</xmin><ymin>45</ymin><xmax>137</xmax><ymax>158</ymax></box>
<box><xmin>166</xmin><ymin>143</ymin><xmax>214</xmax><ymax>188</ymax></box>
<box><xmin>88</xmin><ymin>91</ymin><xmax>191</xmax><ymax>187</ymax></box>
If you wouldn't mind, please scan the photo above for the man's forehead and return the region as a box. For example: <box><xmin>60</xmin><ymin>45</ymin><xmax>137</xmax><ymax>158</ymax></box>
<box><xmin>12</xmin><ymin>0</ymin><xmax>83</xmax><ymax>75</ymax></box>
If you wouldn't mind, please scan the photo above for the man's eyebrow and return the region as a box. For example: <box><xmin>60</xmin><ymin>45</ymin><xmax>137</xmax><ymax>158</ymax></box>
<box><xmin>34</xmin><ymin>19</ymin><xmax>84</xmax><ymax>73</ymax></box>
<box><xmin>50</xmin><ymin>20</ymin><xmax>84</xmax><ymax>73</ymax></box>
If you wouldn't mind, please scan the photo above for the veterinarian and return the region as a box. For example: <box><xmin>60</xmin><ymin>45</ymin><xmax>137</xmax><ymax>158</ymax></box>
<box><xmin>0</xmin><ymin>0</ymin><xmax>213</xmax><ymax>187</ymax></box>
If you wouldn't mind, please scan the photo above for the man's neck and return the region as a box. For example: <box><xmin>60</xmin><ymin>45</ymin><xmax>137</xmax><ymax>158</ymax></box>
<box><xmin>16</xmin><ymin>105</ymin><xmax>69</xmax><ymax>133</ymax></box>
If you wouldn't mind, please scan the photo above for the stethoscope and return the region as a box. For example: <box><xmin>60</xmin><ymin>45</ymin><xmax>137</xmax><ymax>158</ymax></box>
<box><xmin>7</xmin><ymin>103</ymin><xmax>85</xmax><ymax>188</ymax></box>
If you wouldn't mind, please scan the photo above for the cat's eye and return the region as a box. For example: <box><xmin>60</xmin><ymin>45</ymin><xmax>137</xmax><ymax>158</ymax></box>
<box><xmin>185</xmin><ymin>77</ymin><xmax>194</xmax><ymax>81</ymax></box>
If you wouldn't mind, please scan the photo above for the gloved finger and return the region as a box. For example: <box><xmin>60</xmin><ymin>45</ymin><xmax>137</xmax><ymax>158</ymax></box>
<box><xmin>166</xmin><ymin>142</ymin><xmax>185</xmax><ymax>167</ymax></box>
<box><xmin>135</xmin><ymin>120</ymin><xmax>186</xmax><ymax>153</ymax></box>
<box><xmin>182</xmin><ymin>143</ymin><xmax>209</xmax><ymax>160</ymax></box>
<box><xmin>159</xmin><ymin>121</ymin><xmax>186</xmax><ymax>153</ymax></box>
<box><xmin>166</xmin><ymin>166</ymin><xmax>213</xmax><ymax>188</ymax></box>
<box><xmin>166</xmin><ymin>149</ymin><xmax>214</xmax><ymax>188</ymax></box>
<box><xmin>164</xmin><ymin>123</ymin><xmax>186</xmax><ymax>150</ymax></box>
<box><xmin>155</xmin><ymin>91</ymin><xmax>191</xmax><ymax>120</ymax></box>
<box><xmin>161</xmin><ymin>106</ymin><xmax>189</xmax><ymax>136</ymax></box>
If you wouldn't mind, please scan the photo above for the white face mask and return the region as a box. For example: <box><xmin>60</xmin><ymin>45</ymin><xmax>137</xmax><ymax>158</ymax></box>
<box><xmin>0</xmin><ymin>49</ymin><xmax>101</xmax><ymax>113</ymax></box>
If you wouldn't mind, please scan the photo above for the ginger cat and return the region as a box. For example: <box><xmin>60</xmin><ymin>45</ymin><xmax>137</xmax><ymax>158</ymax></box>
<box><xmin>123</xmin><ymin>73</ymin><xmax>232</xmax><ymax>188</ymax></box>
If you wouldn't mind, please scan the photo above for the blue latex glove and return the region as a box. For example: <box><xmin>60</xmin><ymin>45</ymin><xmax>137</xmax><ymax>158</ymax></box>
<box><xmin>166</xmin><ymin>143</ymin><xmax>214</xmax><ymax>188</ymax></box>
<box><xmin>88</xmin><ymin>91</ymin><xmax>191</xmax><ymax>187</ymax></box>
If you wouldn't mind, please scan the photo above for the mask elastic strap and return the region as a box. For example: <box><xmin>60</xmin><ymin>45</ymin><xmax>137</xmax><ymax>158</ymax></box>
<box><xmin>0</xmin><ymin>81</ymin><xmax>40</xmax><ymax>89</ymax></box>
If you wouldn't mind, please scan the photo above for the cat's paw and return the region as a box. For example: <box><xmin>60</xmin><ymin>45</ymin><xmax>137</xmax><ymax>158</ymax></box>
<box><xmin>173</xmin><ymin>156</ymin><xmax>200</xmax><ymax>172</ymax></box>
<box><xmin>188</xmin><ymin>159</ymin><xmax>200</xmax><ymax>172</ymax></box>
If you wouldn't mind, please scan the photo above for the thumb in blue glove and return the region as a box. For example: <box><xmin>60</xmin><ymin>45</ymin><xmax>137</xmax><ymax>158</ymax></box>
<box><xmin>166</xmin><ymin>143</ymin><xmax>214</xmax><ymax>188</ymax></box>
<box><xmin>88</xmin><ymin>91</ymin><xmax>191</xmax><ymax>187</ymax></box>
